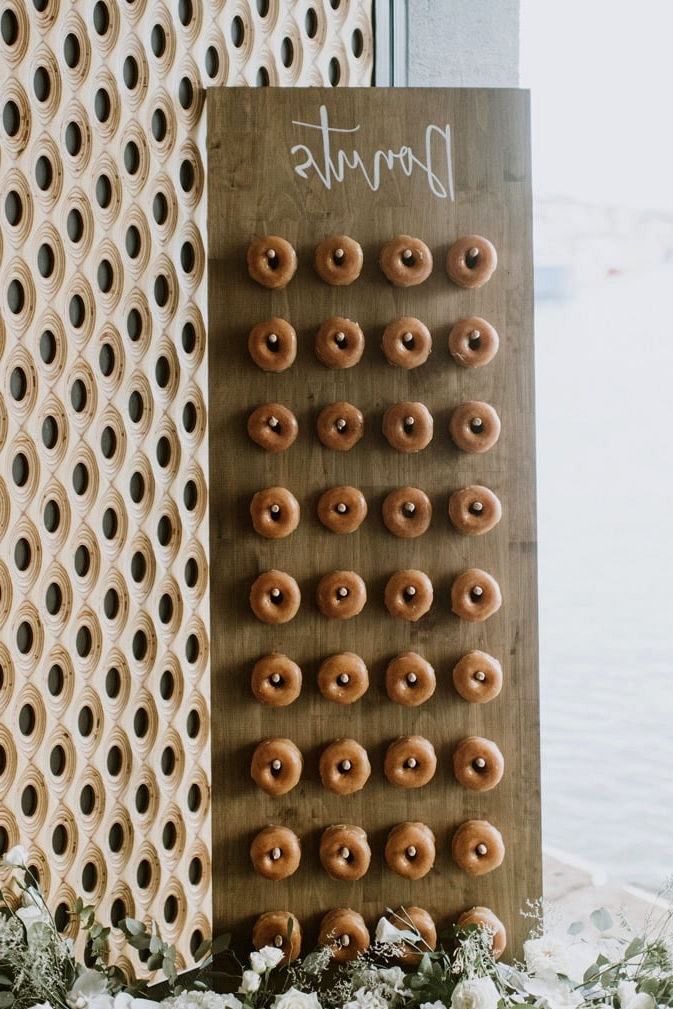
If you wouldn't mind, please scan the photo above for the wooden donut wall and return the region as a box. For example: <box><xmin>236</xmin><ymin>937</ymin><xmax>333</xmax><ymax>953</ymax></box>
<box><xmin>207</xmin><ymin>87</ymin><xmax>540</xmax><ymax>956</ymax></box>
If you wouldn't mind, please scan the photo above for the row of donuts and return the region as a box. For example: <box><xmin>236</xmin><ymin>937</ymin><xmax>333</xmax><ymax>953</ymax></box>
<box><xmin>248</xmin><ymin>314</ymin><xmax>499</xmax><ymax>371</ymax></box>
<box><xmin>247</xmin><ymin>234</ymin><xmax>497</xmax><ymax>290</ymax></box>
<box><xmin>251</xmin><ymin>484</ymin><xmax>502</xmax><ymax>539</ymax></box>
<box><xmin>250</xmin><ymin>567</ymin><xmax>502</xmax><ymax>624</ymax></box>
<box><xmin>248</xmin><ymin>399</ymin><xmax>501</xmax><ymax>454</ymax></box>
<box><xmin>249</xmin><ymin>818</ymin><xmax>505</xmax><ymax>883</ymax></box>
<box><xmin>250</xmin><ymin>734</ymin><xmax>504</xmax><ymax>796</ymax></box>
<box><xmin>251</xmin><ymin>904</ymin><xmax>507</xmax><ymax>966</ymax></box>
<box><xmin>252</xmin><ymin>649</ymin><xmax>503</xmax><ymax>707</ymax></box>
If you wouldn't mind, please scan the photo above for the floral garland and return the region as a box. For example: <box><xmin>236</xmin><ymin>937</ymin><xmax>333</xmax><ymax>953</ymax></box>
<box><xmin>1</xmin><ymin>846</ymin><xmax>672</xmax><ymax>1009</ymax></box>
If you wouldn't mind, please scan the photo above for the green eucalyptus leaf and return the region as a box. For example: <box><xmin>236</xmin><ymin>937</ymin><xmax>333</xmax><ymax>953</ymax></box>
<box><xmin>567</xmin><ymin>921</ymin><xmax>584</xmax><ymax>936</ymax></box>
<box><xmin>211</xmin><ymin>932</ymin><xmax>232</xmax><ymax>955</ymax></box>
<box><xmin>193</xmin><ymin>937</ymin><xmax>212</xmax><ymax>961</ymax></box>
<box><xmin>119</xmin><ymin>917</ymin><xmax>147</xmax><ymax>937</ymax></box>
<box><xmin>0</xmin><ymin>992</ymin><xmax>14</xmax><ymax>1007</ymax></box>
<box><xmin>590</xmin><ymin>908</ymin><xmax>614</xmax><ymax>932</ymax></box>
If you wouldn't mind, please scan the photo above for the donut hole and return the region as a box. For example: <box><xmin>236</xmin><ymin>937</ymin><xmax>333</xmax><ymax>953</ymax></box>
<box><xmin>402</xmin><ymin>331</ymin><xmax>415</xmax><ymax>348</ymax></box>
<box><xmin>402</xmin><ymin>586</ymin><xmax>417</xmax><ymax>603</ymax></box>
<box><xmin>401</xmin><ymin>249</ymin><xmax>416</xmax><ymax>268</ymax></box>
<box><xmin>468</xmin><ymin>500</ymin><xmax>484</xmax><ymax>515</ymax></box>
<box><xmin>266</xmin><ymin>250</ymin><xmax>281</xmax><ymax>270</ymax></box>
<box><xmin>472</xmin><ymin>757</ymin><xmax>488</xmax><ymax>775</ymax></box>
<box><xmin>470</xmin><ymin>586</ymin><xmax>484</xmax><ymax>603</ymax></box>
<box><xmin>403</xmin><ymin>416</ymin><xmax>415</xmax><ymax>434</ymax></box>
<box><xmin>265</xmin><ymin>333</ymin><xmax>280</xmax><ymax>353</ymax></box>
<box><xmin>470</xmin><ymin>417</ymin><xmax>484</xmax><ymax>434</ymax></box>
<box><xmin>468</xmin><ymin>330</ymin><xmax>482</xmax><ymax>350</ymax></box>
<box><xmin>269</xmin><ymin>589</ymin><xmax>284</xmax><ymax>606</ymax></box>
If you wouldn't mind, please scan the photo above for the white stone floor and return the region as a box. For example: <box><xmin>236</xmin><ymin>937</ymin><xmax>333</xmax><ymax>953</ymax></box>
<box><xmin>543</xmin><ymin>847</ymin><xmax>668</xmax><ymax>930</ymax></box>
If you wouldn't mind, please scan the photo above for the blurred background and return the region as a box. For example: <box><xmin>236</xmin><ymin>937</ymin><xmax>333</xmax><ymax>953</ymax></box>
<box><xmin>520</xmin><ymin>0</ymin><xmax>673</xmax><ymax>890</ymax></box>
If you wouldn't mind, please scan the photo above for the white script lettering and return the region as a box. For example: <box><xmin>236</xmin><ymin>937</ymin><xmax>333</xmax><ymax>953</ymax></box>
<box><xmin>291</xmin><ymin>104</ymin><xmax>455</xmax><ymax>201</ymax></box>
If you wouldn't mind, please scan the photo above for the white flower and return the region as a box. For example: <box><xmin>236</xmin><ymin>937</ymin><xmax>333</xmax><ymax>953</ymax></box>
<box><xmin>250</xmin><ymin>945</ymin><xmax>285</xmax><ymax>972</ymax></box>
<box><xmin>342</xmin><ymin>988</ymin><xmax>388</xmax><ymax>1009</ymax></box>
<box><xmin>524</xmin><ymin>935</ymin><xmax>575</xmax><ymax>978</ymax></box>
<box><xmin>521</xmin><ymin>974</ymin><xmax>582</xmax><ymax>1009</ymax></box>
<box><xmin>16</xmin><ymin>902</ymin><xmax>51</xmax><ymax>931</ymax></box>
<box><xmin>67</xmin><ymin>968</ymin><xmax>114</xmax><ymax>1009</ymax></box>
<box><xmin>271</xmin><ymin>987</ymin><xmax>322</xmax><ymax>1009</ymax></box>
<box><xmin>162</xmin><ymin>993</ymin><xmax>242</xmax><ymax>1009</ymax></box>
<box><xmin>238</xmin><ymin>969</ymin><xmax>262</xmax><ymax>994</ymax></box>
<box><xmin>113</xmin><ymin>994</ymin><xmax>162</xmax><ymax>1009</ymax></box>
<box><xmin>27</xmin><ymin>1004</ymin><xmax>54</xmax><ymax>1009</ymax></box>
<box><xmin>373</xmin><ymin>917</ymin><xmax>415</xmax><ymax>946</ymax></box>
<box><xmin>421</xmin><ymin>1002</ymin><xmax>449</xmax><ymax>1009</ymax></box>
<box><xmin>2</xmin><ymin>844</ymin><xmax>28</xmax><ymax>867</ymax></box>
<box><xmin>376</xmin><ymin>966</ymin><xmax>406</xmax><ymax>993</ymax></box>
<box><xmin>617</xmin><ymin>980</ymin><xmax>655</xmax><ymax>1009</ymax></box>
<box><xmin>450</xmin><ymin>976</ymin><xmax>501</xmax><ymax>1009</ymax></box>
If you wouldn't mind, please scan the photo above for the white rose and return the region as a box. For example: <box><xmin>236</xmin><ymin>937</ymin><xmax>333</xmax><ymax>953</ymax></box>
<box><xmin>376</xmin><ymin>966</ymin><xmax>406</xmax><ymax>993</ymax></box>
<box><xmin>16</xmin><ymin>903</ymin><xmax>51</xmax><ymax>931</ymax></box>
<box><xmin>162</xmin><ymin>994</ymin><xmax>243</xmax><ymax>1009</ymax></box>
<box><xmin>2</xmin><ymin>844</ymin><xmax>28</xmax><ymax>867</ymax></box>
<box><xmin>373</xmin><ymin>917</ymin><xmax>415</xmax><ymax>946</ymax></box>
<box><xmin>524</xmin><ymin>935</ymin><xmax>575</xmax><ymax>978</ymax></box>
<box><xmin>67</xmin><ymin>969</ymin><xmax>115</xmax><ymax>1009</ymax></box>
<box><xmin>113</xmin><ymin>994</ymin><xmax>162</xmax><ymax>1009</ymax></box>
<box><xmin>451</xmin><ymin>976</ymin><xmax>500</xmax><ymax>1009</ymax></box>
<box><xmin>250</xmin><ymin>946</ymin><xmax>285</xmax><ymax>972</ymax></box>
<box><xmin>271</xmin><ymin>987</ymin><xmax>322</xmax><ymax>1009</ymax></box>
<box><xmin>238</xmin><ymin>969</ymin><xmax>261</xmax><ymax>994</ymax></box>
<box><xmin>342</xmin><ymin>989</ymin><xmax>388</xmax><ymax>1009</ymax></box>
<box><xmin>617</xmin><ymin>980</ymin><xmax>655</xmax><ymax>1009</ymax></box>
<box><xmin>421</xmin><ymin>1002</ymin><xmax>449</xmax><ymax>1009</ymax></box>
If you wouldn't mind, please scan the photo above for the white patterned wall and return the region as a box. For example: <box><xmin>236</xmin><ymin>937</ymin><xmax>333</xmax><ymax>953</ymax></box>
<box><xmin>0</xmin><ymin>0</ymin><xmax>373</xmax><ymax>973</ymax></box>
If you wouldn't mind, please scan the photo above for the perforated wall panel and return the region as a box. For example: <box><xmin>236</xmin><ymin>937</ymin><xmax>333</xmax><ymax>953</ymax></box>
<box><xmin>0</xmin><ymin>0</ymin><xmax>373</xmax><ymax>972</ymax></box>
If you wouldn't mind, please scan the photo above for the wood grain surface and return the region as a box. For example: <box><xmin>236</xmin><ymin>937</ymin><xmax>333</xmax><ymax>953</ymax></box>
<box><xmin>207</xmin><ymin>87</ymin><xmax>540</xmax><ymax>957</ymax></box>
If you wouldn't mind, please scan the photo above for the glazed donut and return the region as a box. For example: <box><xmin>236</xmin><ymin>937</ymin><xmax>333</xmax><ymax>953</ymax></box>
<box><xmin>317</xmin><ymin>653</ymin><xmax>369</xmax><ymax>704</ymax></box>
<box><xmin>456</xmin><ymin>906</ymin><xmax>507</xmax><ymax>959</ymax></box>
<box><xmin>318</xmin><ymin>908</ymin><xmax>370</xmax><ymax>962</ymax></box>
<box><xmin>448</xmin><ymin>316</ymin><xmax>499</xmax><ymax>368</ymax></box>
<box><xmin>450</xmin><ymin>568</ymin><xmax>502</xmax><ymax>623</ymax></box>
<box><xmin>384</xmin><ymin>570</ymin><xmax>433</xmax><ymax>622</ymax></box>
<box><xmin>453</xmin><ymin>736</ymin><xmax>504</xmax><ymax>792</ymax></box>
<box><xmin>319</xmin><ymin>739</ymin><xmax>371</xmax><ymax>795</ymax></box>
<box><xmin>317</xmin><ymin>486</ymin><xmax>367</xmax><ymax>534</ymax></box>
<box><xmin>252</xmin><ymin>911</ymin><xmax>301</xmax><ymax>963</ymax></box>
<box><xmin>316</xmin><ymin>571</ymin><xmax>366</xmax><ymax>620</ymax></box>
<box><xmin>452</xmin><ymin>650</ymin><xmax>503</xmax><ymax>704</ymax></box>
<box><xmin>451</xmin><ymin>819</ymin><xmax>505</xmax><ymax>876</ymax></box>
<box><xmin>248</xmin><ymin>318</ymin><xmax>297</xmax><ymax>372</ymax></box>
<box><xmin>384</xmin><ymin>822</ymin><xmax>436</xmax><ymax>880</ymax></box>
<box><xmin>449</xmin><ymin>401</ymin><xmax>501</xmax><ymax>454</ymax></box>
<box><xmin>316</xmin><ymin>402</ymin><xmax>364</xmax><ymax>451</ymax></box>
<box><xmin>251</xmin><ymin>738</ymin><xmax>303</xmax><ymax>796</ymax></box>
<box><xmin>319</xmin><ymin>824</ymin><xmax>371</xmax><ymax>880</ymax></box>
<box><xmin>315</xmin><ymin>317</ymin><xmax>365</xmax><ymax>369</ymax></box>
<box><xmin>384</xmin><ymin>907</ymin><xmax>437</xmax><ymax>964</ymax></box>
<box><xmin>247</xmin><ymin>236</ymin><xmax>298</xmax><ymax>289</ymax></box>
<box><xmin>448</xmin><ymin>485</ymin><xmax>502</xmax><ymax>536</ymax></box>
<box><xmin>385</xmin><ymin>652</ymin><xmax>436</xmax><ymax>707</ymax></box>
<box><xmin>250</xmin><ymin>487</ymin><xmax>300</xmax><ymax>539</ymax></box>
<box><xmin>247</xmin><ymin>403</ymin><xmax>299</xmax><ymax>453</ymax></box>
<box><xmin>250</xmin><ymin>570</ymin><xmax>301</xmax><ymax>624</ymax></box>
<box><xmin>250</xmin><ymin>826</ymin><xmax>301</xmax><ymax>880</ymax></box>
<box><xmin>251</xmin><ymin>653</ymin><xmax>302</xmax><ymax>707</ymax></box>
<box><xmin>380</xmin><ymin>236</ymin><xmax>433</xmax><ymax>287</ymax></box>
<box><xmin>314</xmin><ymin>236</ymin><xmax>363</xmax><ymax>286</ymax></box>
<box><xmin>446</xmin><ymin>235</ymin><xmax>497</xmax><ymax>289</ymax></box>
<box><xmin>381</xmin><ymin>317</ymin><xmax>432</xmax><ymax>369</ymax></box>
<box><xmin>384</xmin><ymin>736</ymin><xmax>437</xmax><ymax>789</ymax></box>
<box><xmin>382</xmin><ymin>402</ymin><xmax>433</xmax><ymax>453</ymax></box>
<box><xmin>382</xmin><ymin>487</ymin><xmax>432</xmax><ymax>538</ymax></box>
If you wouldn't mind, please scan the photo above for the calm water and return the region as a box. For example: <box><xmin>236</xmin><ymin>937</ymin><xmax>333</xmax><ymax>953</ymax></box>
<box><xmin>535</xmin><ymin>265</ymin><xmax>673</xmax><ymax>892</ymax></box>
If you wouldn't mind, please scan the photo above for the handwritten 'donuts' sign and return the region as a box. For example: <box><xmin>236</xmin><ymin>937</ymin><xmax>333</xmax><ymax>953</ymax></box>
<box><xmin>291</xmin><ymin>104</ymin><xmax>455</xmax><ymax>201</ymax></box>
